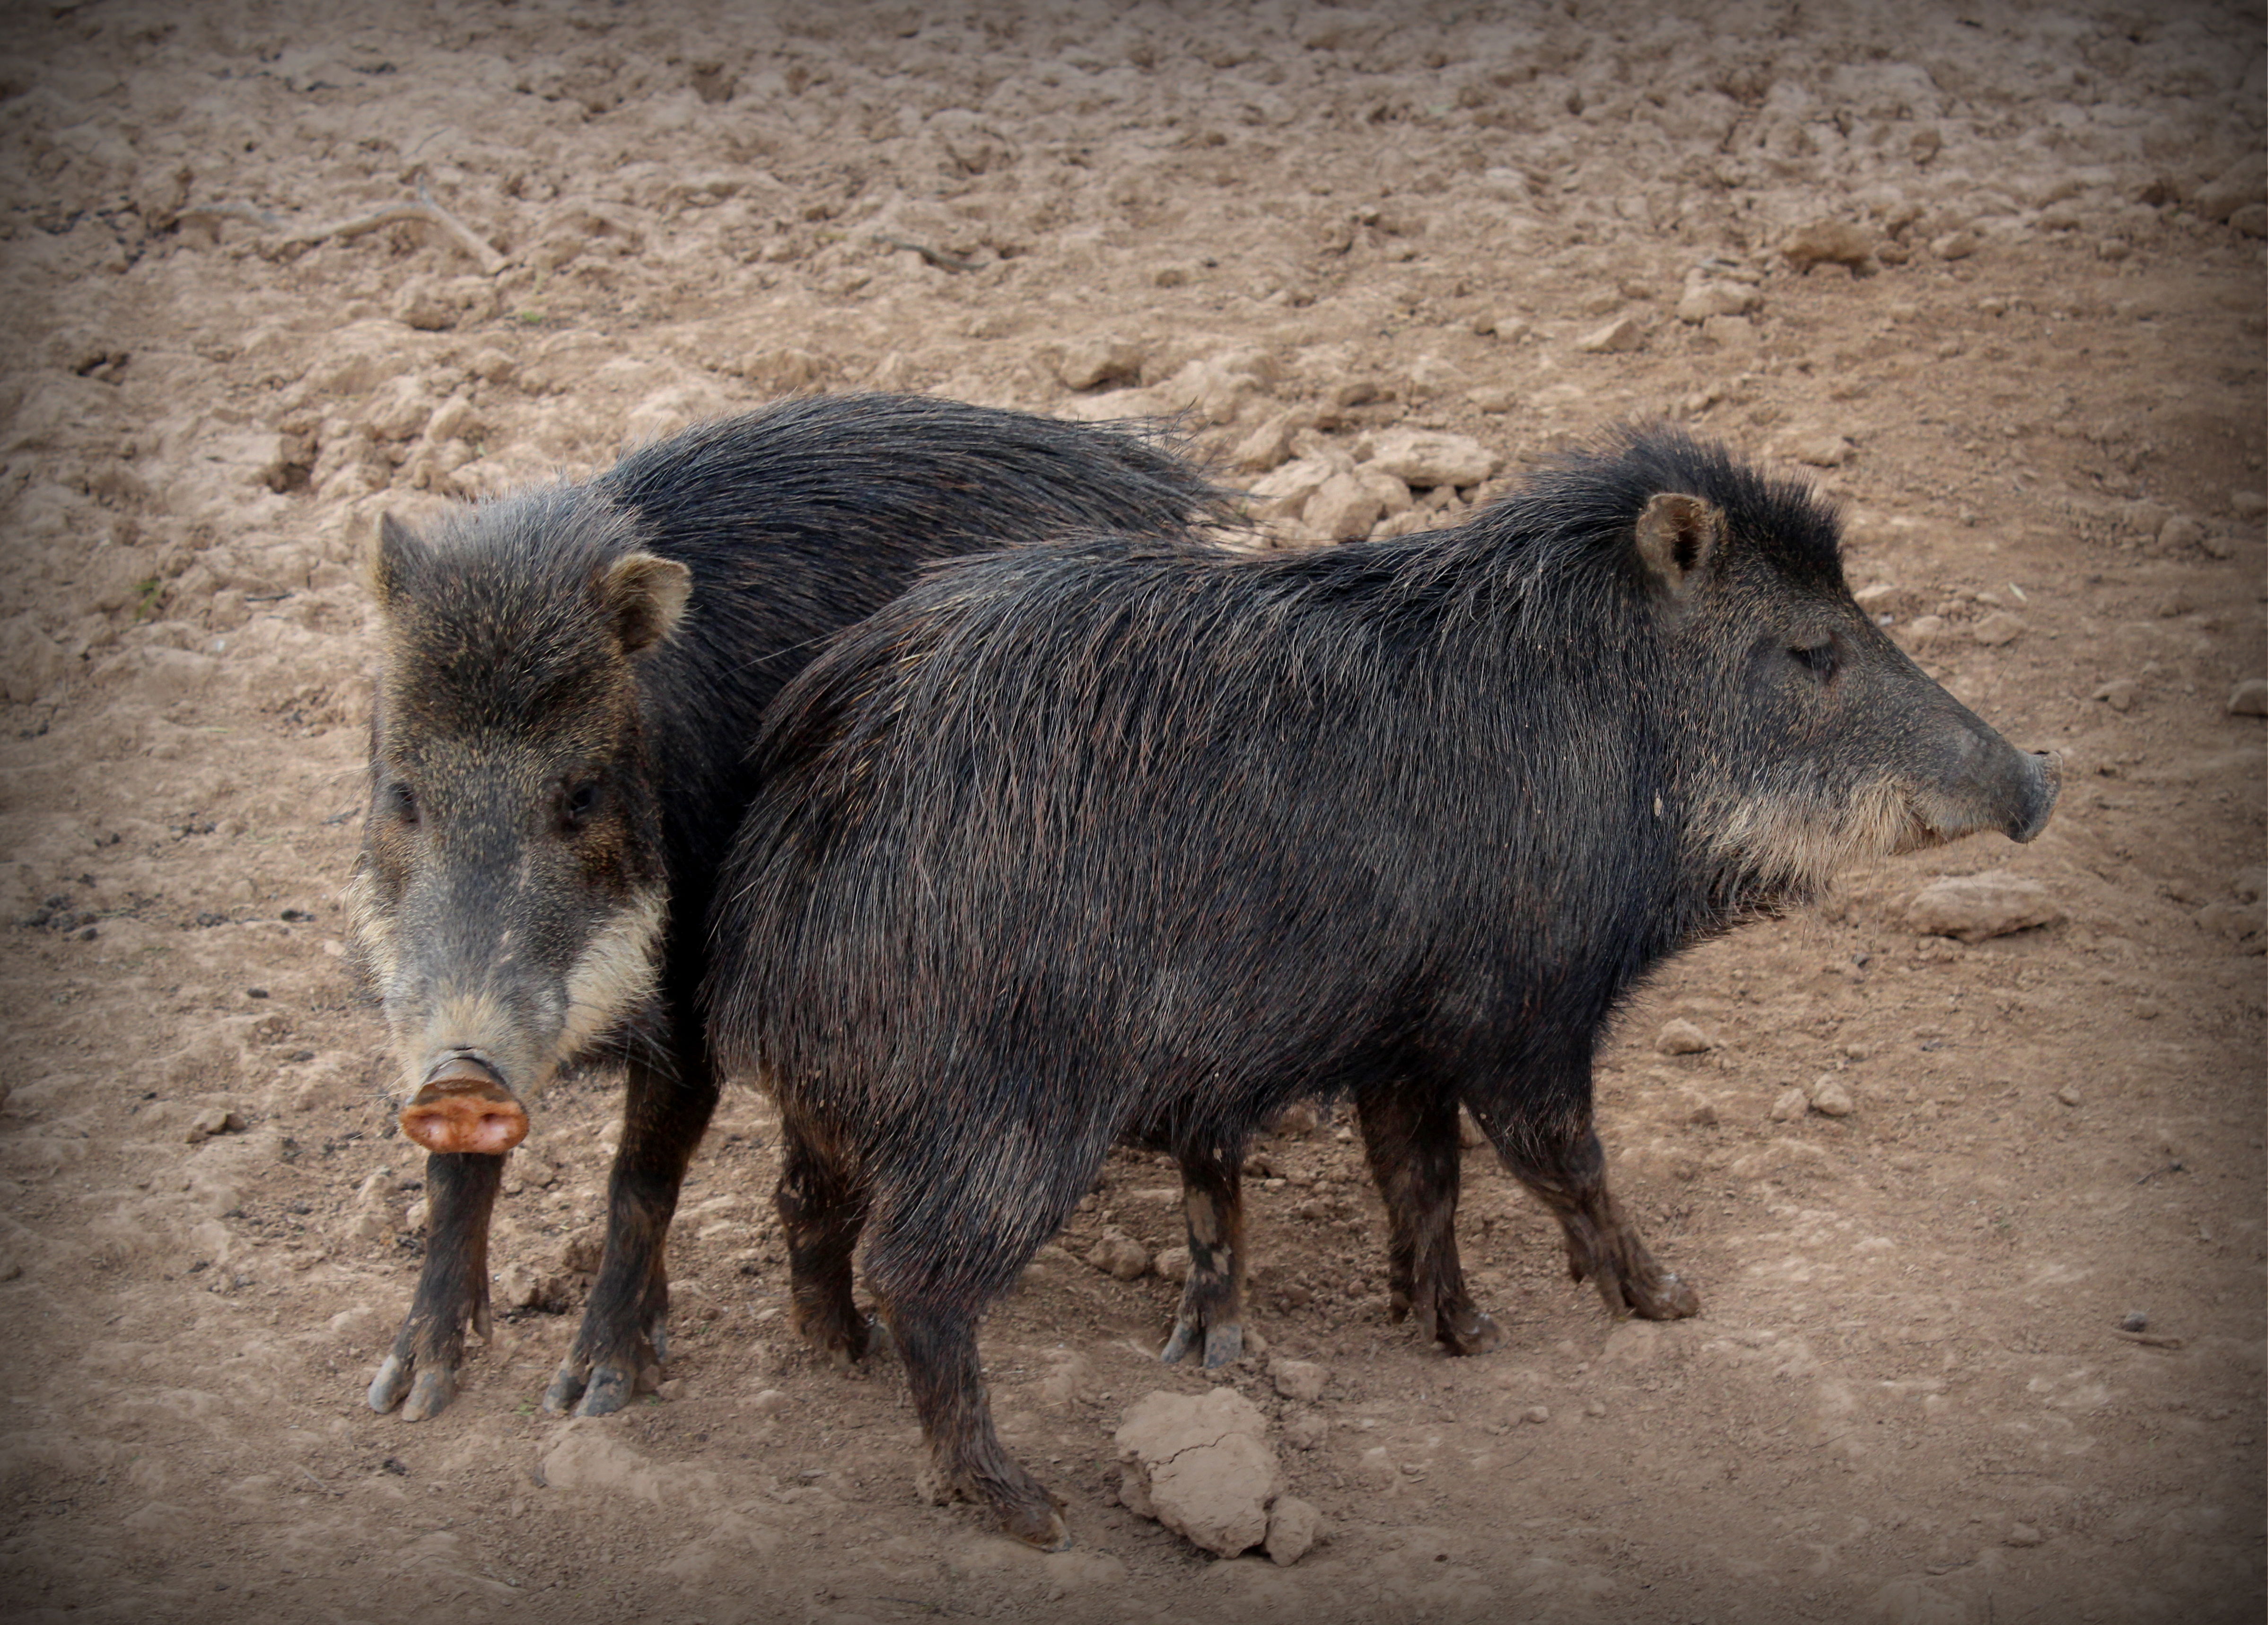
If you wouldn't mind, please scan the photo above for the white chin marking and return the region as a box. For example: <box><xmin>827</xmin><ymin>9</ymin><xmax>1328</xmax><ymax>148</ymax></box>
<box><xmin>555</xmin><ymin>888</ymin><xmax>667</xmax><ymax>1064</ymax></box>
<box><xmin>1700</xmin><ymin>775</ymin><xmax>1919</xmax><ymax>897</ymax></box>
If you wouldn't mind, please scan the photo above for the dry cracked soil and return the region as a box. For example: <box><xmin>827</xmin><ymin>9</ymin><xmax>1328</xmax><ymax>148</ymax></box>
<box><xmin>0</xmin><ymin>2</ymin><xmax>2262</xmax><ymax>1623</ymax></box>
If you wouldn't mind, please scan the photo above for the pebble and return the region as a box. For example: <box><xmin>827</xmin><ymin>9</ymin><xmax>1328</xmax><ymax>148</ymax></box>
<box><xmin>1780</xmin><ymin>218</ymin><xmax>1875</xmax><ymax>271</ymax></box>
<box><xmin>1904</xmin><ymin>873</ymin><xmax>2064</xmax><ymax>942</ymax></box>
<box><xmin>2119</xmin><ymin>1310</ymin><xmax>2148</xmax><ymax>1333</ymax></box>
<box><xmin>2226</xmin><ymin>678</ymin><xmax>2268</xmax><ymax>717</ymax></box>
<box><xmin>1051</xmin><ymin>335</ymin><xmax>1145</xmax><ymax>392</ymax></box>
<box><xmin>749</xmin><ymin>1388</ymin><xmax>788</xmax><ymax>1415</ymax></box>
<box><xmin>1770</xmin><ymin>1085</ymin><xmax>1810</xmax><ymax>1123</ymax></box>
<box><xmin>1282</xmin><ymin>1410</ymin><xmax>1327</xmax><ymax>1451</ymax></box>
<box><xmin>2093</xmin><ymin>678</ymin><xmax>2138</xmax><ymax>712</ymax></box>
<box><xmin>1700</xmin><ymin>314</ymin><xmax>1758</xmax><ymax>350</ymax></box>
<box><xmin>2230</xmin><ymin>491</ymin><xmax>2267</xmax><ymax>521</ymax></box>
<box><xmin>1086</xmin><ymin>1227</ymin><xmax>1151</xmax><ymax>1282</ymax></box>
<box><xmin>1115</xmin><ymin>1388</ymin><xmax>1278</xmax><ymax>1557</ymax></box>
<box><xmin>185</xmin><ymin>1105</ymin><xmax>245</xmax><ymax>1144</ymax></box>
<box><xmin>1780</xmin><ymin>433</ymin><xmax>1853</xmax><ymax>468</ymax></box>
<box><xmin>1656</xmin><ymin>1019</ymin><xmax>1715</xmax><ymax>1055</ymax></box>
<box><xmin>2055</xmin><ymin>1084</ymin><xmax>2083</xmax><ymax>1107</ymax></box>
<box><xmin>1521</xmin><ymin>1405</ymin><xmax>1549</xmax><ymax>1425</ymax></box>
<box><xmin>1305</xmin><ymin>471</ymin><xmax>1383</xmax><ymax>542</ymax></box>
<box><xmin>2004</xmin><ymin>1524</ymin><xmax>2043</xmax><ymax>1548</ymax></box>
<box><xmin>1675</xmin><ymin>281</ymin><xmax>1761</xmax><ymax>324</ymax></box>
<box><xmin>1970</xmin><ymin>611</ymin><xmax>2025</xmax><ymax>647</ymax></box>
<box><xmin>1154</xmin><ymin>1244</ymin><xmax>1192</xmax><ymax>1283</ymax></box>
<box><xmin>1931</xmin><ymin>230</ymin><xmax>1979</xmax><ymax>260</ymax></box>
<box><xmin>1270</xmin><ymin>1358</ymin><xmax>1327</xmax><ymax>1403</ymax></box>
<box><xmin>1575</xmin><ymin>314</ymin><xmax>1647</xmax><ymax>354</ymax></box>
<box><xmin>2156</xmin><ymin>514</ymin><xmax>2207</xmax><ymax>552</ymax></box>
<box><xmin>1583</xmin><ymin>1399</ymin><xmax>1607</xmax><ymax>1418</ymax></box>
<box><xmin>1264</xmin><ymin>1495</ymin><xmax>1320</xmax><ymax>1566</ymax></box>
<box><xmin>1809</xmin><ymin>1077</ymin><xmax>1856</xmax><ymax>1118</ymax></box>
<box><xmin>1357</xmin><ymin>427</ymin><xmax>1498</xmax><ymax>489</ymax></box>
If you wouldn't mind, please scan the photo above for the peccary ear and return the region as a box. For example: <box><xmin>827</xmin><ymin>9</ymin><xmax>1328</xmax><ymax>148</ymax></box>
<box><xmin>1633</xmin><ymin>492</ymin><xmax>1725</xmax><ymax>600</ymax></box>
<box><xmin>599</xmin><ymin>552</ymin><xmax>692</xmax><ymax>656</ymax></box>
<box><xmin>365</xmin><ymin>512</ymin><xmax>422</xmax><ymax>608</ymax></box>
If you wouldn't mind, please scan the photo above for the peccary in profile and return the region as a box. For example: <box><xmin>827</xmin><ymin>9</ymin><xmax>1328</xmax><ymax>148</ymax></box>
<box><xmin>706</xmin><ymin>426</ymin><xmax>2059</xmax><ymax>1547</ymax></box>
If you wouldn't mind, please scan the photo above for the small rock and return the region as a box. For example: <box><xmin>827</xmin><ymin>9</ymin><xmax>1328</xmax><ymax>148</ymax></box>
<box><xmin>2005</xmin><ymin>1524</ymin><xmax>2042</xmax><ymax>1548</ymax></box>
<box><xmin>1052</xmin><ymin>335</ymin><xmax>1145</xmax><ymax>392</ymax></box>
<box><xmin>1700</xmin><ymin>314</ymin><xmax>1758</xmax><ymax>349</ymax></box>
<box><xmin>1656</xmin><ymin>1019</ymin><xmax>1714</xmax><ymax>1055</ymax></box>
<box><xmin>1270</xmin><ymin>1358</ymin><xmax>1327</xmax><ymax>1403</ymax></box>
<box><xmin>2093</xmin><ymin>678</ymin><xmax>2137</xmax><ymax>712</ymax></box>
<box><xmin>2055</xmin><ymin>1084</ymin><xmax>2082</xmax><ymax>1107</ymax></box>
<box><xmin>2157</xmin><ymin>514</ymin><xmax>2207</xmax><ymax>552</ymax></box>
<box><xmin>1769</xmin><ymin>1085</ymin><xmax>1809</xmax><ymax>1122</ymax></box>
<box><xmin>1583</xmin><ymin>1398</ymin><xmax>1607</xmax><ymax>1418</ymax></box>
<box><xmin>1780</xmin><ymin>433</ymin><xmax>1853</xmax><ymax>468</ymax></box>
<box><xmin>1086</xmin><ymin>1227</ymin><xmax>1151</xmax><ymax>1282</ymax></box>
<box><xmin>2226</xmin><ymin>678</ymin><xmax>2268</xmax><ymax>717</ymax></box>
<box><xmin>1247</xmin><ymin>455</ymin><xmax>1338</xmax><ymax>524</ymax></box>
<box><xmin>1931</xmin><ymin>230</ymin><xmax>1979</xmax><ymax>261</ymax></box>
<box><xmin>749</xmin><ymin>1388</ymin><xmax>788</xmax><ymax>1415</ymax></box>
<box><xmin>1465</xmin><ymin>385</ymin><xmax>1516</xmax><ymax>413</ymax></box>
<box><xmin>1902</xmin><ymin>613</ymin><xmax>1949</xmax><ymax>642</ymax></box>
<box><xmin>1227</xmin><ymin>410</ymin><xmax>1315</xmax><ymax>474</ymax></box>
<box><xmin>1305</xmin><ymin>471</ymin><xmax>1384</xmax><ymax>542</ymax></box>
<box><xmin>1264</xmin><ymin>1495</ymin><xmax>1320</xmax><ymax>1566</ymax></box>
<box><xmin>1970</xmin><ymin>610</ymin><xmax>2025</xmax><ymax>647</ymax></box>
<box><xmin>2119</xmin><ymin>1310</ymin><xmax>2149</xmax><ymax>1333</ymax></box>
<box><xmin>1115</xmin><ymin>1388</ymin><xmax>1278</xmax><ymax>1557</ymax></box>
<box><xmin>1781</xmin><ymin>218</ymin><xmax>1875</xmax><ymax>271</ymax></box>
<box><xmin>1521</xmin><ymin>1405</ymin><xmax>1549</xmax><ymax>1425</ymax></box>
<box><xmin>1809</xmin><ymin>1077</ymin><xmax>1856</xmax><ymax>1117</ymax></box>
<box><xmin>1684</xmin><ymin>1095</ymin><xmax>1719</xmax><ymax>1128</ymax></box>
<box><xmin>185</xmin><ymin>1106</ymin><xmax>245</xmax><ymax>1145</ymax></box>
<box><xmin>1355</xmin><ymin>1446</ymin><xmax>1396</xmax><ymax>1485</ymax></box>
<box><xmin>1154</xmin><ymin>1245</ymin><xmax>1192</xmax><ymax>1284</ymax></box>
<box><xmin>1282</xmin><ymin>1410</ymin><xmax>1328</xmax><ymax>1451</ymax></box>
<box><xmin>1905</xmin><ymin>874</ymin><xmax>2063</xmax><ymax>943</ymax></box>
<box><xmin>1575</xmin><ymin>314</ymin><xmax>1647</xmax><ymax>354</ymax></box>
<box><xmin>655</xmin><ymin>1379</ymin><xmax>686</xmax><ymax>1401</ymax></box>
<box><xmin>1675</xmin><ymin>281</ymin><xmax>1761</xmax><ymax>323</ymax></box>
<box><xmin>2229</xmin><ymin>490</ymin><xmax>2267</xmax><ymax>522</ymax></box>
<box><xmin>1357</xmin><ymin>427</ymin><xmax>1498</xmax><ymax>489</ymax></box>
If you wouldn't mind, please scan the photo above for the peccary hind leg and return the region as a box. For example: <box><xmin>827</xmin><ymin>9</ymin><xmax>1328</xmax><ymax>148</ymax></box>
<box><xmin>369</xmin><ymin>1151</ymin><xmax>503</xmax><ymax>1419</ymax></box>
<box><xmin>893</xmin><ymin>1299</ymin><xmax>1068</xmax><ymax>1551</ymax></box>
<box><xmin>1162</xmin><ymin>1146</ymin><xmax>1246</xmax><ymax>1367</ymax></box>
<box><xmin>546</xmin><ymin>1040</ymin><xmax>718</xmax><ymax>1416</ymax></box>
<box><xmin>1355</xmin><ymin>1080</ymin><xmax>1503</xmax><ymax>1354</ymax></box>
<box><xmin>1474</xmin><ymin>1067</ymin><xmax>1701</xmax><ymax>1321</ymax></box>
<box><xmin>773</xmin><ymin>1118</ymin><xmax>872</xmax><ymax>1366</ymax></box>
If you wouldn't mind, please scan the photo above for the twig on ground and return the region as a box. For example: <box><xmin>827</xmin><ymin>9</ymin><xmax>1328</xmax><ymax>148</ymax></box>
<box><xmin>871</xmin><ymin>234</ymin><xmax>980</xmax><ymax>273</ymax></box>
<box><xmin>180</xmin><ymin>178</ymin><xmax>505</xmax><ymax>276</ymax></box>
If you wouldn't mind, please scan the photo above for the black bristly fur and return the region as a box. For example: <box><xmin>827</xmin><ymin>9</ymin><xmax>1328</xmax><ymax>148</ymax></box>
<box><xmin>356</xmin><ymin>394</ymin><xmax>1233</xmax><ymax>1425</ymax></box>
<box><xmin>706</xmin><ymin>423</ymin><xmax>2058</xmax><ymax>1546</ymax></box>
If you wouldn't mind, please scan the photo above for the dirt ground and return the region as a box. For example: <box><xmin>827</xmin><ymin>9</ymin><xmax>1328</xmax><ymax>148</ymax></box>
<box><xmin>0</xmin><ymin>2</ymin><xmax>2262</xmax><ymax>1622</ymax></box>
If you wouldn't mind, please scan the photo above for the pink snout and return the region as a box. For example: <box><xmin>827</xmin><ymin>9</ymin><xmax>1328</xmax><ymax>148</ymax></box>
<box><xmin>399</xmin><ymin>1057</ymin><xmax>529</xmax><ymax>1155</ymax></box>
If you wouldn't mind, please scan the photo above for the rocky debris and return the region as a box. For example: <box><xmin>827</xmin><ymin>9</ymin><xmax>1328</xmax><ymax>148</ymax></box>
<box><xmin>1086</xmin><ymin>1226</ymin><xmax>1151</xmax><ymax>1282</ymax></box>
<box><xmin>1354</xmin><ymin>427</ymin><xmax>1497</xmax><ymax>489</ymax></box>
<box><xmin>1905</xmin><ymin>873</ymin><xmax>2064</xmax><ymax>942</ymax></box>
<box><xmin>1770</xmin><ymin>1085</ymin><xmax>1809</xmax><ymax>1122</ymax></box>
<box><xmin>392</xmin><ymin>275</ymin><xmax>500</xmax><ymax>333</ymax></box>
<box><xmin>2195</xmin><ymin>897</ymin><xmax>2266</xmax><ymax>952</ymax></box>
<box><xmin>2094</xmin><ymin>678</ymin><xmax>2138</xmax><ymax>713</ymax></box>
<box><xmin>1115</xmin><ymin>1388</ymin><xmax>1279</xmax><ymax>1558</ymax></box>
<box><xmin>1656</xmin><ymin>1019</ymin><xmax>1715</xmax><ymax>1055</ymax></box>
<box><xmin>2157</xmin><ymin>514</ymin><xmax>2207</xmax><ymax>553</ymax></box>
<box><xmin>2225</xmin><ymin>678</ymin><xmax>2268</xmax><ymax>717</ymax></box>
<box><xmin>1264</xmin><ymin>1496</ymin><xmax>1320</xmax><ymax>1566</ymax></box>
<box><xmin>1227</xmin><ymin>409</ymin><xmax>1314</xmax><ymax>473</ymax></box>
<box><xmin>1269</xmin><ymin>1358</ymin><xmax>1327</xmax><ymax>1403</ymax></box>
<box><xmin>1305</xmin><ymin>470</ymin><xmax>1383</xmax><ymax>541</ymax></box>
<box><xmin>1675</xmin><ymin>277</ymin><xmax>1761</xmax><ymax>324</ymax></box>
<box><xmin>1970</xmin><ymin>611</ymin><xmax>2025</xmax><ymax>647</ymax></box>
<box><xmin>1776</xmin><ymin>432</ymin><xmax>1854</xmax><ymax>468</ymax></box>
<box><xmin>2005</xmin><ymin>1523</ymin><xmax>2044</xmax><ymax>1548</ymax></box>
<box><xmin>1521</xmin><ymin>1405</ymin><xmax>1550</xmax><ymax>1425</ymax></box>
<box><xmin>1153</xmin><ymin>1244</ymin><xmax>1193</xmax><ymax>1283</ymax></box>
<box><xmin>1808</xmin><ymin>1076</ymin><xmax>1856</xmax><ymax>1117</ymax></box>
<box><xmin>1248</xmin><ymin>453</ymin><xmax>1339</xmax><ymax>527</ymax></box>
<box><xmin>1701</xmin><ymin>314</ymin><xmax>1759</xmax><ymax>350</ymax></box>
<box><xmin>1781</xmin><ymin>218</ymin><xmax>1875</xmax><ymax>272</ymax></box>
<box><xmin>1931</xmin><ymin>229</ymin><xmax>1979</xmax><ymax>261</ymax></box>
<box><xmin>1281</xmin><ymin>1410</ymin><xmax>1327</xmax><ymax>1451</ymax></box>
<box><xmin>1574</xmin><ymin>313</ymin><xmax>1647</xmax><ymax>354</ymax></box>
<box><xmin>2230</xmin><ymin>491</ymin><xmax>2268</xmax><ymax>522</ymax></box>
<box><xmin>2057</xmin><ymin>1084</ymin><xmax>2084</xmax><ymax>1107</ymax></box>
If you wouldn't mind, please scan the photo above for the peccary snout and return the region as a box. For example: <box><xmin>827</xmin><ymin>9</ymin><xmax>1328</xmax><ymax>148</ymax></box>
<box><xmin>399</xmin><ymin>1055</ymin><xmax>530</xmax><ymax>1155</ymax></box>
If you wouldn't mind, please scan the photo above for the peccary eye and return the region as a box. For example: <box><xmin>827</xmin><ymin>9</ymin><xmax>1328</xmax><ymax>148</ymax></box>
<box><xmin>1790</xmin><ymin>640</ymin><xmax>1837</xmax><ymax>677</ymax></box>
<box><xmin>560</xmin><ymin>779</ymin><xmax>603</xmax><ymax>829</ymax></box>
<box><xmin>390</xmin><ymin>782</ymin><xmax>418</xmax><ymax>824</ymax></box>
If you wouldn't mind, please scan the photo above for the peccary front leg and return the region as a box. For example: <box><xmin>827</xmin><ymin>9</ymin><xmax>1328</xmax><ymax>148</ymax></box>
<box><xmin>1161</xmin><ymin>1147</ymin><xmax>1246</xmax><ymax>1367</ymax></box>
<box><xmin>545</xmin><ymin>1043</ymin><xmax>717</xmax><ymax>1416</ymax></box>
<box><xmin>773</xmin><ymin>1119</ymin><xmax>872</xmax><ymax>1366</ymax></box>
<box><xmin>1472</xmin><ymin>1073</ymin><xmax>1701</xmax><ymax>1322</ymax></box>
<box><xmin>1355</xmin><ymin>1081</ymin><xmax>1502</xmax><ymax>1355</ymax></box>
<box><xmin>369</xmin><ymin>1151</ymin><xmax>502</xmax><ymax>1420</ymax></box>
<box><xmin>893</xmin><ymin>1297</ymin><xmax>1068</xmax><ymax>1551</ymax></box>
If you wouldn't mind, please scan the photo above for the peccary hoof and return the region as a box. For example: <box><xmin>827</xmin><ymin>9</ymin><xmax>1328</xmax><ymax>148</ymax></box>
<box><xmin>400</xmin><ymin>1058</ymin><xmax>529</xmax><ymax>1155</ymax></box>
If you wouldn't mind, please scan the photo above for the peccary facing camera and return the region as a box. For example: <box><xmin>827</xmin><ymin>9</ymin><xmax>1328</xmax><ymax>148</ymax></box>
<box><xmin>346</xmin><ymin>395</ymin><xmax>1230</xmax><ymax>1423</ymax></box>
<box><xmin>706</xmin><ymin>427</ymin><xmax>2059</xmax><ymax>1548</ymax></box>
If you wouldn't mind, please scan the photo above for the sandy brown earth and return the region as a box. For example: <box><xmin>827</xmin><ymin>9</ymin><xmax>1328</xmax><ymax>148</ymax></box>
<box><xmin>0</xmin><ymin>2</ymin><xmax>2263</xmax><ymax>1622</ymax></box>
